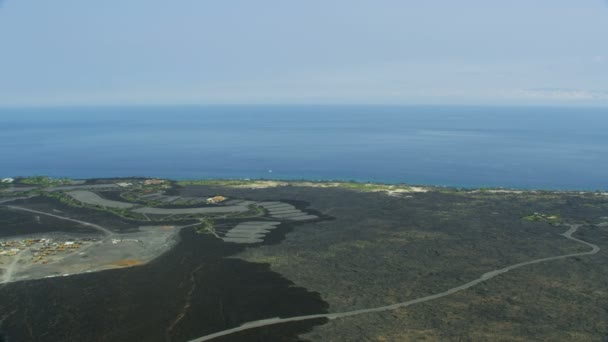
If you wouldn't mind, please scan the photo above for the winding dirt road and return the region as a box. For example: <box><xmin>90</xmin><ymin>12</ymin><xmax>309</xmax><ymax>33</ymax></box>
<box><xmin>0</xmin><ymin>197</ymin><xmax>30</xmax><ymax>205</ymax></box>
<box><xmin>3</xmin><ymin>206</ymin><xmax>114</xmax><ymax>236</ymax></box>
<box><xmin>187</xmin><ymin>224</ymin><xmax>600</xmax><ymax>342</ymax></box>
<box><xmin>0</xmin><ymin>248</ymin><xmax>28</xmax><ymax>284</ymax></box>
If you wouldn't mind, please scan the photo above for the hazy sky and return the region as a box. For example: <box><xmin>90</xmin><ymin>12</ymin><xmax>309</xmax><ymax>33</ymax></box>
<box><xmin>0</xmin><ymin>0</ymin><xmax>607</xmax><ymax>106</ymax></box>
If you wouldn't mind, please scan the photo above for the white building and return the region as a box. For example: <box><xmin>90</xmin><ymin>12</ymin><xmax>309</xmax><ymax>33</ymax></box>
<box><xmin>1</xmin><ymin>178</ymin><xmax>14</xmax><ymax>183</ymax></box>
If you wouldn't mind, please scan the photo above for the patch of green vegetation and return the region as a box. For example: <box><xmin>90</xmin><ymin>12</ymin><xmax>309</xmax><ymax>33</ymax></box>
<box><xmin>335</xmin><ymin>182</ymin><xmax>399</xmax><ymax>192</ymax></box>
<box><xmin>177</xmin><ymin>179</ymin><xmax>253</xmax><ymax>186</ymax></box>
<box><xmin>43</xmin><ymin>190</ymin><xmax>84</xmax><ymax>207</ymax></box>
<box><xmin>41</xmin><ymin>191</ymin><xmax>148</xmax><ymax>221</ymax></box>
<box><xmin>523</xmin><ymin>212</ymin><xmax>562</xmax><ymax>225</ymax></box>
<box><xmin>103</xmin><ymin>207</ymin><xmax>148</xmax><ymax>221</ymax></box>
<box><xmin>195</xmin><ymin>218</ymin><xmax>215</xmax><ymax>234</ymax></box>
<box><xmin>179</xmin><ymin>179</ymin><xmax>419</xmax><ymax>192</ymax></box>
<box><xmin>119</xmin><ymin>191</ymin><xmax>164</xmax><ymax>207</ymax></box>
<box><xmin>18</xmin><ymin>176</ymin><xmax>71</xmax><ymax>187</ymax></box>
<box><xmin>248</xmin><ymin>204</ymin><xmax>265</xmax><ymax>215</ymax></box>
<box><xmin>223</xmin><ymin>204</ymin><xmax>266</xmax><ymax>219</ymax></box>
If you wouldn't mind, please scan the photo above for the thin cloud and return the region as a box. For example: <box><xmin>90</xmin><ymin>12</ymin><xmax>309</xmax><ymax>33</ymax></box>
<box><xmin>522</xmin><ymin>88</ymin><xmax>608</xmax><ymax>101</ymax></box>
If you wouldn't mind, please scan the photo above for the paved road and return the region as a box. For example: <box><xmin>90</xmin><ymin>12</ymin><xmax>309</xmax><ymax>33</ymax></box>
<box><xmin>3</xmin><ymin>206</ymin><xmax>115</xmax><ymax>236</ymax></box>
<box><xmin>187</xmin><ymin>224</ymin><xmax>600</xmax><ymax>342</ymax></box>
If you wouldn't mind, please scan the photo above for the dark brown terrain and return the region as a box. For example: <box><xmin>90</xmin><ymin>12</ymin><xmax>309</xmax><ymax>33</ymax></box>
<box><xmin>1</xmin><ymin>179</ymin><xmax>607</xmax><ymax>341</ymax></box>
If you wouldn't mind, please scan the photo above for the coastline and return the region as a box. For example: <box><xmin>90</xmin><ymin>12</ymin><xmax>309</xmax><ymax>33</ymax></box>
<box><xmin>1</xmin><ymin>175</ymin><xmax>608</xmax><ymax>341</ymax></box>
<box><xmin>175</xmin><ymin>178</ymin><xmax>607</xmax><ymax>194</ymax></box>
<box><xmin>4</xmin><ymin>176</ymin><xmax>606</xmax><ymax>194</ymax></box>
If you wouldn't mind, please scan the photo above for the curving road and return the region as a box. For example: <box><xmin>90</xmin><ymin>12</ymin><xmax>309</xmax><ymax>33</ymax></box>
<box><xmin>187</xmin><ymin>224</ymin><xmax>600</xmax><ymax>342</ymax></box>
<box><xmin>3</xmin><ymin>205</ymin><xmax>114</xmax><ymax>236</ymax></box>
<box><xmin>0</xmin><ymin>197</ymin><xmax>30</xmax><ymax>204</ymax></box>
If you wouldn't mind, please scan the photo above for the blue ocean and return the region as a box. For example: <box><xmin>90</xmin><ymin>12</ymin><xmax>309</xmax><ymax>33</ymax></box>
<box><xmin>0</xmin><ymin>105</ymin><xmax>606</xmax><ymax>190</ymax></box>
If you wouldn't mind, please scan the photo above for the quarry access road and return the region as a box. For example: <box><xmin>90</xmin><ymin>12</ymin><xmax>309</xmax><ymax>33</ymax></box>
<box><xmin>0</xmin><ymin>248</ymin><xmax>28</xmax><ymax>285</ymax></box>
<box><xmin>188</xmin><ymin>224</ymin><xmax>600</xmax><ymax>342</ymax></box>
<box><xmin>0</xmin><ymin>197</ymin><xmax>30</xmax><ymax>204</ymax></box>
<box><xmin>3</xmin><ymin>206</ymin><xmax>115</xmax><ymax>237</ymax></box>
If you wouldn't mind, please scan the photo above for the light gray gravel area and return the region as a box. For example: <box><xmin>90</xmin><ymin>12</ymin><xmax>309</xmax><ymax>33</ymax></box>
<box><xmin>229</xmin><ymin>225</ymin><xmax>276</xmax><ymax>232</ymax></box>
<box><xmin>45</xmin><ymin>184</ymin><xmax>119</xmax><ymax>192</ymax></box>
<box><xmin>2</xmin><ymin>187</ymin><xmax>37</xmax><ymax>192</ymax></box>
<box><xmin>67</xmin><ymin>190</ymin><xmax>135</xmax><ymax>209</ymax></box>
<box><xmin>268</xmin><ymin>209</ymin><xmax>301</xmax><ymax>215</ymax></box>
<box><xmin>236</xmin><ymin>200</ymin><xmax>257</xmax><ymax>206</ymax></box>
<box><xmin>261</xmin><ymin>203</ymin><xmax>293</xmax><ymax>208</ymax></box>
<box><xmin>264</xmin><ymin>205</ymin><xmax>296</xmax><ymax>211</ymax></box>
<box><xmin>228</xmin><ymin>228</ymin><xmax>276</xmax><ymax>234</ymax></box>
<box><xmin>236</xmin><ymin>221</ymin><xmax>282</xmax><ymax>226</ymax></box>
<box><xmin>139</xmin><ymin>192</ymin><xmax>163</xmax><ymax>199</ymax></box>
<box><xmin>270</xmin><ymin>212</ymin><xmax>309</xmax><ymax>218</ymax></box>
<box><xmin>133</xmin><ymin>205</ymin><xmax>249</xmax><ymax>215</ymax></box>
<box><xmin>161</xmin><ymin>196</ymin><xmax>180</xmax><ymax>203</ymax></box>
<box><xmin>222</xmin><ymin>237</ymin><xmax>264</xmax><ymax>244</ymax></box>
<box><xmin>225</xmin><ymin>232</ymin><xmax>266</xmax><ymax>238</ymax></box>
<box><xmin>258</xmin><ymin>202</ymin><xmax>290</xmax><ymax>206</ymax></box>
<box><xmin>257</xmin><ymin>201</ymin><xmax>282</xmax><ymax>206</ymax></box>
<box><xmin>285</xmin><ymin>215</ymin><xmax>318</xmax><ymax>221</ymax></box>
<box><xmin>220</xmin><ymin>221</ymin><xmax>282</xmax><ymax>244</ymax></box>
<box><xmin>228</xmin><ymin>225</ymin><xmax>275</xmax><ymax>231</ymax></box>
<box><xmin>182</xmin><ymin>197</ymin><xmax>203</xmax><ymax>203</ymax></box>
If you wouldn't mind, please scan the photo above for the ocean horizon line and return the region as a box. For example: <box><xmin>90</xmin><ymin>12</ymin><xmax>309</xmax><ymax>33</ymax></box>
<box><xmin>4</xmin><ymin>175</ymin><xmax>606</xmax><ymax>193</ymax></box>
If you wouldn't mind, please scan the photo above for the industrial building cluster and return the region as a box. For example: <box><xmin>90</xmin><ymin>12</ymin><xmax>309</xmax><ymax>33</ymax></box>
<box><xmin>0</xmin><ymin>238</ymin><xmax>94</xmax><ymax>265</ymax></box>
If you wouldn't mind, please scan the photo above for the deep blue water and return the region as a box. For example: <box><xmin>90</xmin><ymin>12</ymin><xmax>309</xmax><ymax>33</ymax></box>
<box><xmin>0</xmin><ymin>105</ymin><xmax>606</xmax><ymax>190</ymax></box>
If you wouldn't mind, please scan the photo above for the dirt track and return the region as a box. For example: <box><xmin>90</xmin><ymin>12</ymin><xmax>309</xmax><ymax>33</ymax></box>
<box><xmin>188</xmin><ymin>224</ymin><xmax>600</xmax><ymax>342</ymax></box>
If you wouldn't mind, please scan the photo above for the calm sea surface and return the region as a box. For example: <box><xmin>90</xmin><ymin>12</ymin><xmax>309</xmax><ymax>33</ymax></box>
<box><xmin>0</xmin><ymin>105</ymin><xmax>606</xmax><ymax>190</ymax></box>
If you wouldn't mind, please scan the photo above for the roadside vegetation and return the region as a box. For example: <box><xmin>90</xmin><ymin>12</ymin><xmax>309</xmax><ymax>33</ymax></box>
<box><xmin>18</xmin><ymin>176</ymin><xmax>72</xmax><ymax>187</ymax></box>
<box><xmin>178</xmin><ymin>180</ymin><xmax>255</xmax><ymax>186</ymax></box>
<box><xmin>178</xmin><ymin>179</ymin><xmax>425</xmax><ymax>194</ymax></box>
<box><xmin>331</xmin><ymin>182</ymin><xmax>413</xmax><ymax>192</ymax></box>
<box><xmin>523</xmin><ymin>212</ymin><xmax>562</xmax><ymax>225</ymax></box>
<box><xmin>195</xmin><ymin>218</ymin><xmax>215</xmax><ymax>235</ymax></box>
<box><xmin>41</xmin><ymin>191</ymin><xmax>149</xmax><ymax>221</ymax></box>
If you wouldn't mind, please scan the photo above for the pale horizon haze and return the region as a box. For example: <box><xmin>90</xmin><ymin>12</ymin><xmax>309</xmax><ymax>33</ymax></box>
<box><xmin>0</xmin><ymin>0</ymin><xmax>607</xmax><ymax>107</ymax></box>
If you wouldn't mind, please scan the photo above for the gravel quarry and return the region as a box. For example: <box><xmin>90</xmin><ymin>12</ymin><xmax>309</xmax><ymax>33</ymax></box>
<box><xmin>0</xmin><ymin>183</ymin><xmax>327</xmax><ymax>285</ymax></box>
<box><xmin>133</xmin><ymin>205</ymin><xmax>249</xmax><ymax>215</ymax></box>
<box><xmin>67</xmin><ymin>190</ymin><xmax>135</xmax><ymax>209</ymax></box>
<box><xmin>258</xmin><ymin>202</ymin><xmax>319</xmax><ymax>221</ymax></box>
<box><xmin>0</xmin><ymin>221</ymin><xmax>182</xmax><ymax>285</ymax></box>
<box><xmin>220</xmin><ymin>221</ymin><xmax>282</xmax><ymax>244</ymax></box>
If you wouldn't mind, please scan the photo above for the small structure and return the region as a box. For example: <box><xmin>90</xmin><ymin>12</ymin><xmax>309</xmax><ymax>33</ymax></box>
<box><xmin>206</xmin><ymin>196</ymin><xmax>227</xmax><ymax>204</ymax></box>
<box><xmin>1</xmin><ymin>178</ymin><xmax>14</xmax><ymax>183</ymax></box>
<box><xmin>144</xmin><ymin>179</ymin><xmax>165</xmax><ymax>186</ymax></box>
